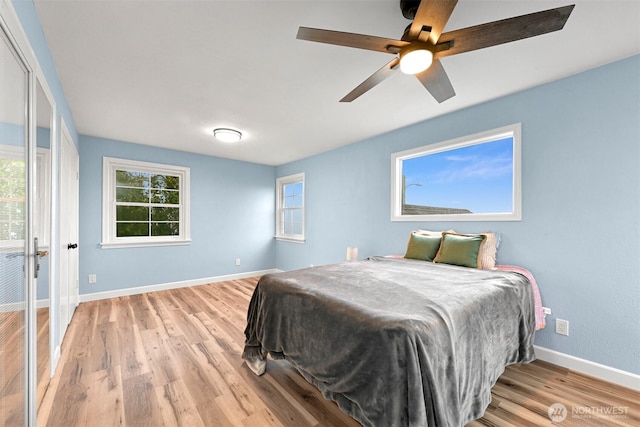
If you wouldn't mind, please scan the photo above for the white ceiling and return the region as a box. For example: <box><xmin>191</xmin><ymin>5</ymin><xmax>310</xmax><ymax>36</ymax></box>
<box><xmin>34</xmin><ymin>0</ymin><xmax>640</xmax><ymax>166</ymax></box>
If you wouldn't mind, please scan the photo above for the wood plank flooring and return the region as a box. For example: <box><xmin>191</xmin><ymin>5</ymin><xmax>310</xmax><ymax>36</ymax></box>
<box><xmin>38</xmin><ymin>277</ymin><xmax>640</xmax><ymax>427</ymax></box>
<box><xmin>1</xmin><ymin>307</ymin><xmax>50</xmax><ymax>426</ymax></box>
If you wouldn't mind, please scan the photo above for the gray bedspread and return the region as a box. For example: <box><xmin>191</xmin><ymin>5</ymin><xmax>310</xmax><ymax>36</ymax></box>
<box><xmin>242</xmin><ymin>257</ymin><xmax>535</xmax><ymax>427</ymax></box>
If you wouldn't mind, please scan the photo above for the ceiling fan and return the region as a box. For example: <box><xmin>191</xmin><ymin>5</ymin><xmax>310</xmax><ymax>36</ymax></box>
<box><xmin>296</xmin><ymin>0</ymin><xmax>575</xmax><ymax>103</ymax></box>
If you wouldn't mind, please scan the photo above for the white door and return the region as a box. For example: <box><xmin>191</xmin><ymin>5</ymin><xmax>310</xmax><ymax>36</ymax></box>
<box><xmin>58</xmin><ymin>120</ymin><xmax>78</xmax><ymax>341</ymax></box>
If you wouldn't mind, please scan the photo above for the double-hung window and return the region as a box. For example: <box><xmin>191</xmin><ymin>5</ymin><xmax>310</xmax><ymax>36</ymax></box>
<box><xmin>275</xmin><ymin>173</ymin><xmax>305</xmax><ymax>242</ymax></box>
<box><xmin>102</xmin><ymin>157</ymin><xmax>190</xmax><ymax>248</ymax></box>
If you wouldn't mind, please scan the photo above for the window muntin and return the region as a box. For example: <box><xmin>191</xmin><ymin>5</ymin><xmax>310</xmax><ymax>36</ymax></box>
<box><xmin>391</xmin><ymin>124</ymin><xmax>521</xmax><ymax>222</ymax></box>
<box><xmin>102</xmin><ymin>158</ymin><xmax>190</xmax><ymax>248</ymax></box>
<box><xmin>276</xmin><ymin>173</ymin><xmax>305</xmax><ymax>242</ymax></box>
<box><xmin>115</xmin><ymin>170</ymin><xmax>180</xmax><ymax>237</ymax></box>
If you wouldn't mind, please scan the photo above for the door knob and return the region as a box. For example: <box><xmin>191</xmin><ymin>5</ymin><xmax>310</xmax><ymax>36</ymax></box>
<box><xmin>67</xmin><ymin>243</ymin><xmax>78</xmax><ymax>249</ymax></box>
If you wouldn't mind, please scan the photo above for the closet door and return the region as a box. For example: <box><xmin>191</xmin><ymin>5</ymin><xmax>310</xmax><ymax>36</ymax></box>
<box><xmin>0</xmin><ymin>23</ymin><xmax>30</xmax><ymax>427</ymax></box>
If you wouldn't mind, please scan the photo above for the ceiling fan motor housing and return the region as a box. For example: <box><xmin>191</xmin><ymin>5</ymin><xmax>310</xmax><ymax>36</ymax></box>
<box><xmin>400</xmin><ymin>0</ymin><xmax>422</xmax><ymax>20</ymax></box>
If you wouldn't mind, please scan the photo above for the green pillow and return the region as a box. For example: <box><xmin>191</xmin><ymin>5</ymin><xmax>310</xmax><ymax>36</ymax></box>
<box><xmin>404</xmin><ymin>233</ymin><xmax>442</xmax><ymax>261</ymax></box>
<box><xmin>434</xmin><ymin>233</ymin><xmax>486</xmax><ymax>268</ymax></box>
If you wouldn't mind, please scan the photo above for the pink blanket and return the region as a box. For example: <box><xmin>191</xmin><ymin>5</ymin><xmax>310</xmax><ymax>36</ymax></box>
<box><xmin>495</xmin><ymin>265</ymin><xmax>546</xmax><ymax>330</ymax></box>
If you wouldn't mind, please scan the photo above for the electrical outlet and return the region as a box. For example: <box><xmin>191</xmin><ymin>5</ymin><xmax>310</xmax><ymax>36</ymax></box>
<box><xmin>235</xmin><ymin>258</ymin><xmax>241</xmax><ymax>266</ymax></box>
<box><xmin>88</xmin><ymin>274</ymin><xmax>97</xmax><ymax>284</ymax></box>
<box><xmin>542</xmin><ymin>307</ymin><xmax>552</xmax><ymax>315</ymax></box>
<box><xmin>556</xmin><ymin>319</ymin><xmax>569</xmax><ymax>336</ymax></box>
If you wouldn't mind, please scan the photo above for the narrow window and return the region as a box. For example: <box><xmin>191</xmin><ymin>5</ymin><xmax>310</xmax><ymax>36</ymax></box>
<box><xmin>276</xmin><ymin>173</ymin><xmax>305</xmax><ymax>242</ymax></box>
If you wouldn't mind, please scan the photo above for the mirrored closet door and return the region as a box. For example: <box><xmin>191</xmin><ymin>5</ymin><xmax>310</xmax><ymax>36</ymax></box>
<box><xmin>1</xmin><ymin>3</ymin><xmax>54</xmax><ymax>422</ymax></box>
<box><xmin>0</xmin><ymin>21</ymin><xmax>30</xmax><ymax>427</ymax></box>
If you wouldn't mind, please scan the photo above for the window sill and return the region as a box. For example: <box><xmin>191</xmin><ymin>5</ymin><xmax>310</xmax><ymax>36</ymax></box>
<box><xmin>275</xmin><ymin>236</ymin><xmax>306</xmax><ymax>244</ymax></box>
<box><xmin>100</xmin><ymin>239</ymin><xmax>191</xmax><ymax>249</ymax></box>
<box><xmin>391</xmin><ymin>212</ymin><xmax>522</xmax><ymax>222</ymax></box>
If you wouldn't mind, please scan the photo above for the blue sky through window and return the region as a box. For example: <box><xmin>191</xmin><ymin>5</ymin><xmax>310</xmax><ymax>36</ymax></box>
<box><xmin>402</xmin><ymin>137</ymin><xmax>514</xmax><ymax>214</ymax></box>
<box><xmin>283</xmin><ymin>182</ymin><xmax>303</xmax><ymax>208</ymax></box>
<box><xmin>283</xmin><ymin>182</ymin><xmax>303</xmax><ymax>235</ymax></box>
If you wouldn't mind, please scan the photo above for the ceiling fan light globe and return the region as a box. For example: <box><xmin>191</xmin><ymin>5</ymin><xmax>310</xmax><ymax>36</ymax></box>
<box><xmin>399</xmin><ymin>49</ymin><xmax>433</xmax><ymax>75</ymax></box>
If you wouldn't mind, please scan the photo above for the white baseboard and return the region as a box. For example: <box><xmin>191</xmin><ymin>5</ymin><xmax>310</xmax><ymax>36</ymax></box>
<box><xmin>79</xmin><ymin>269</ymin><xmax>280</xmax><ymax>303</ymax></box>
<box><xmin>51</xmin><ymin>345</ymin><xmax>61</xmax><ymax>377</ymax></box>
<box><xmin>534</xmin><ymin>345</ymin><xmax>640</xmax><ymax>391</ymax></box>
<box><xmin>0</xmin><ymin>298</ymin><xmax>49</xmax><ymax>312</ymax></box>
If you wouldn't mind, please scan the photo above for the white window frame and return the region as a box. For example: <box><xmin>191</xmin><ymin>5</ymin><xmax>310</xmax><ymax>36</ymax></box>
<box><xmin>0</xmin><ymin>144</ymin><xmax>50</xmax><ymax>250</ymax></box>
<box><xmin>101</xmin><ymin>157</ymin><xmax>191</xmax><ymax>248</ymax></box>
<box><xmin>275</xmin><ymin>172</ymin><xmax>305</xmax><ymax>243</ymax></box>
<box><xmin>391</xmin><ymin>123</ymin><xmax>522</xmax><ymax>222</ymax></box>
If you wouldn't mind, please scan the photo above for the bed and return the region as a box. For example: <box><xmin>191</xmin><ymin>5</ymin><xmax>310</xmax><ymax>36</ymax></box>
<box><xmin>242</xmin><ymin>256</ymin><xmax>537</xmax><ymax>426</ymax></box>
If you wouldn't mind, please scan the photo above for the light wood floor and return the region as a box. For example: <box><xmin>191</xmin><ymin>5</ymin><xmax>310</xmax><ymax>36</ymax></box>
<box><xmin>38</xmin><ymin>277</ymin><xmax>640</xmax><ymax>427</ymax></box>
<box><xmin>1</xmin><ymin>307</ymin><xmax>50</xmax><ymax>426</ymax></box>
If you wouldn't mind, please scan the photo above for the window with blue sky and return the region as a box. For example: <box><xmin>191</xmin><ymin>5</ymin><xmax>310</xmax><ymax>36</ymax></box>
<box><xmin>403</xmin><ymin>137</ymin><xmax>514</xmax><ymax>214</ymax></box>
<box><xmin>391</xmin><ymin>124</ymin><xmax>521</xmax><ymax>221</ymax></box>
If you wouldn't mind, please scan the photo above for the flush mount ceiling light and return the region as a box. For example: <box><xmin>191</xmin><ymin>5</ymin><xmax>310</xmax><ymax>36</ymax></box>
<box><xmin>213</xmin><ymin>128</ymin><xmax>242</xmax><ymax>143</ymax></box>
<box><xmin>399</xmin><ymin>44</ymin><xmax>433</xmax><ymax>75</ymax></box>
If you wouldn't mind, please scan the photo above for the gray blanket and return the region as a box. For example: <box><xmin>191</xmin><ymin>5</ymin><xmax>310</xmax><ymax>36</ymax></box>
<box><xmin>243</xmin><ymin>257</ymin><xmax>535</xmax><ymax>426</ymax></box>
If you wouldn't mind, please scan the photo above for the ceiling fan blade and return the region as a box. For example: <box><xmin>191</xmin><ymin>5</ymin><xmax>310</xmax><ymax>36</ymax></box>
<box><xmin>297</xmin><ymin>27</ymin><xmax>407</xmax><ymax>55</ymax></box>
<box><xmin>407</xmin><ymin>0</ymin><xmax>458</xmax><ymax>43</ymax></box>
<box><xmin>340</xmin><ymin>58</ymin><xmax>400</xmax><ymax>103</ymax></box>
<box><xmin>435</xmin><ymin>5</ymin><xmax>575</xmax><ymax>59</ymax></box>
<box><xmin>415</xmin><ymin>59</ymin><xmax>455</xmax><ymax>103</ymax></box>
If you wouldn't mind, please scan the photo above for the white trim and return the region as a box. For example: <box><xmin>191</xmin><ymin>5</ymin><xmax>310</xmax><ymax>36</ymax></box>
<box><xmin>275</xmin><ymin>236</ymin><xmax>306</xmax><ymax>244</ymax></box>
<box><xmin>79</xmin><ymin>269</ymin><xmax>281</xmax><ymax>303</ymax></box>
<box><xmin>391</xmin><ymin>123</ymin><xmax>522</xmax><ymax>222</ymax></box>
<box><xmin>101</xmin><ymin>157</ymin><xmax>191</xmax><ymax>248</ymax></box>
<box><xmin>100</xmin><ymin>239</ymin><xmax>192</xmax><ymax>249</ymax></box>
<box><xmin>534</xmin><ymin>345</ymin><xmax>640</xmax><ymax>391</ymax></box>
<box><xmin>0</xmin><ymin>299</ymin><xmax>47</xmax><ymax>312</ymax></box>
<box><xmin>0</xmin><ymin>302</ymin><xmax>24</xmax><ymax>313</ymax></box>
<box><xmin>51</xmin><ymin>345</ymin><xmax>60</xmax><ymax>377</ymax></box>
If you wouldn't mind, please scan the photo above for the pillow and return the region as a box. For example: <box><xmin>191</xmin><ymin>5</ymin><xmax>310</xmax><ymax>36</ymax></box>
<box><xmin>404</xmin><ymin>232</ymin><xmax>442</xmax><ymax>261</ymax></box>
<box><xmin>434</xmin><ymin>232</ymin><xmax>487</xmax><ymax>268</ymax></box>
<box><xmin>478</xmin><ymin>232</ymin><xmax>500</xmax><ymax>270</ymax></box>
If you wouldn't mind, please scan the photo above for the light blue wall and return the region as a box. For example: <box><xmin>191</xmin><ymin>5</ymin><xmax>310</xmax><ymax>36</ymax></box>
<box><xmin>79</xmin><ymin>136</ymin><xmax>276</xmax><ymax>295</ymax></box>
<box><xmin>10</xmin><ymin>0</ymin><xmax>639</xmax><ymax>377</ymax></box>
<box><xmin>276</xmin><ymin>55</ymin><xmax>640</xmax><ymax>375</ymax></box>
